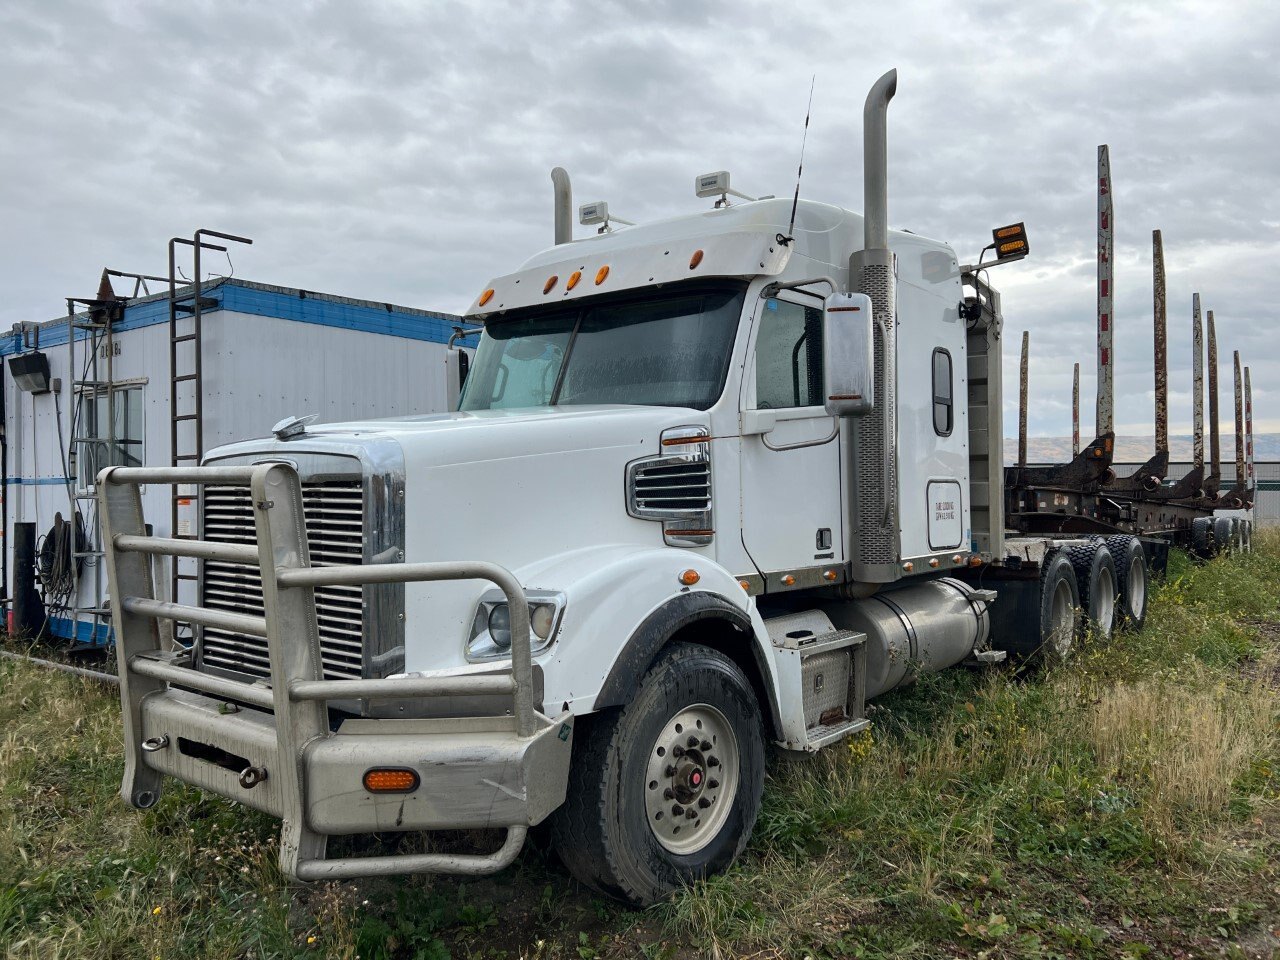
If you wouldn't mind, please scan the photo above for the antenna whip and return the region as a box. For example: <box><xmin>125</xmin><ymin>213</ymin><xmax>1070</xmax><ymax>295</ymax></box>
<box><xmin>781</xmin><ymin>75</ymin><xmax>816</xmax><ymax>245</ymax></box>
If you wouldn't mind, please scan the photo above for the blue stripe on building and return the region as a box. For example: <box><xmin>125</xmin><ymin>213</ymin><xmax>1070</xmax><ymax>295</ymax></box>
<box><xmin>0</xmin><ymin>279</ymin><xmax>479</xmax><ymax>357</ymax></box>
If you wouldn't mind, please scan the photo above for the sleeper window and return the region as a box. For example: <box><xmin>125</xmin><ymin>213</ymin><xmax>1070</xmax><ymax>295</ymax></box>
<box><xmin>754</xmin><ymin>299</ymin><xmax>824</xmax><ymax>408</ymax></box>
<box><xmin>932</xmin><ymin>348</ymin><xmax>953</xmax><ymax>436</ymax></box>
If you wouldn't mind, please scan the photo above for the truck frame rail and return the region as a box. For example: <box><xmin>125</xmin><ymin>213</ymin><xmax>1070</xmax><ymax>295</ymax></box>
<box><xmin>99</xmin><ymin>462</ymin><xmax>572</xmax><ymax>881</ymax></box>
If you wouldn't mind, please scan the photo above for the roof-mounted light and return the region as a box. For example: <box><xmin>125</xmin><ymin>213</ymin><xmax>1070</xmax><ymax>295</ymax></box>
<box><xmin>579</xmin><ymin>201</ymin><xmax>634</xmax><ymax>235</ymax></box>
<box><xmin>695</xmin><ymin>170</ymin><xmax>757</xmax><ymax>208</ymax></box>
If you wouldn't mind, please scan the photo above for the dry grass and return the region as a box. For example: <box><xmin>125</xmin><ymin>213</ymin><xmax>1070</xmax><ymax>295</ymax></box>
<box><xmin>1086</xmin><ymin>673</ymin><xmax>1277</xmax><ymax>835</ymax></box>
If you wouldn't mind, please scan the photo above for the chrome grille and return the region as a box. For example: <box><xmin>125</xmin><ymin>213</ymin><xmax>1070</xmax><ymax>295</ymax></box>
<box><xmin>200</xmin><ymin>481</ymin><xmax>365</xmax><ymax>681</ymax></box>
<box><xmin>631</xmin><ymin>460</ymin><xmax>712</xmax><ymax>512</ymax></box>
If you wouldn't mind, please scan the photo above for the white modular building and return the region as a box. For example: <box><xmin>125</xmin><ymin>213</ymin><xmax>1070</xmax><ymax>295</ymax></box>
<box><xmin>2</xmin><ymin>278</ymin><xmax>468</xmax><ymax>643</ymax></box>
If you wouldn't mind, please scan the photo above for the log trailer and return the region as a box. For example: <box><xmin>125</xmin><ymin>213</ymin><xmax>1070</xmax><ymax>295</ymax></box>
<box><xmin>99</xmin><ymin>69</ymin><xmax>1254</xmax><ymax>905</ymax></box>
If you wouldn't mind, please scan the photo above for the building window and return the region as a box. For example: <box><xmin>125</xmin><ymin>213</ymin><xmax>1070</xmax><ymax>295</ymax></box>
<box><xmin>932</xmin><ymin>348</ymin><xmax>953</xmax><ymax>436</ymax></box>
<box><xmin>754</xmin><ymin>298</ymin><xmax>824</xmax><ymax>408</ymax></box>
<box><xmin>77</xmin><ymin>384</ymin><xmax>144</xmax><ymax>489</ymax></box>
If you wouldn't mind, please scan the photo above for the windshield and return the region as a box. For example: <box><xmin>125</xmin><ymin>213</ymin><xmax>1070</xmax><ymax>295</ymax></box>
<box><xmin>459</xmin><ymin>282</ymin><xmax>746</xmax><ymax>411</ymax></box>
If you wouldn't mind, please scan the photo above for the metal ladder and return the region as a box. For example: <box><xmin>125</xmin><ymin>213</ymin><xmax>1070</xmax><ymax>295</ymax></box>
<box><xmin>65</xmin><ymin>270</ymin><xmax>169</xmax><ymax>644</ymax></box>
<box><xmin>166</xmin><ymin>230</ymin><xmax>252</xmax><ymax>620</ymax></box>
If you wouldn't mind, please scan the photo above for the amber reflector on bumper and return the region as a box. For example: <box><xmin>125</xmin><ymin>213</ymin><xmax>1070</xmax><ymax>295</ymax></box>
<box><xmin>363</xmin><ymin>768</ymin><xmax>420</xmax><ymax>793</ymax></box>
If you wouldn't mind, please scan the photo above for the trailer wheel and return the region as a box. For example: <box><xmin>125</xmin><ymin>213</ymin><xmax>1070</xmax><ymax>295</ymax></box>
<box><xmin>549</xmin><ymin>642</ymin><xmax>765</xmax><ymax>906</ymax></box>
<box><xmin>1213</xmin><ymin>517</ymin><xmax>1234</xmax><ymax>556</ymax></box>
<box><xmin>1036</xmin><ymin>552</ymin><xmax>1080</xmax><ymax>662</ymax></box>
<box><xmin>1191</xmin><ymin>516</ymin><xmax>1215</xmax><ymax>558</ymax></box>
<box><xmin>1066</xmin><ymin>542</ymin><xmax>1116</xmax><ymax>637</ymax></box>
<box><xmin>1104</xmin><ymin>535</ymin><xmax>1148</xmax><ymax>631</ymax></box>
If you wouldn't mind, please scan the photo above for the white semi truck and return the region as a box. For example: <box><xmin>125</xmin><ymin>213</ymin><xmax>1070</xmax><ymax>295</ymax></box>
<box><xmin>101</xmin><ymin>70</ymin><xmax>1160</xmax><ymax>905</ymax></box>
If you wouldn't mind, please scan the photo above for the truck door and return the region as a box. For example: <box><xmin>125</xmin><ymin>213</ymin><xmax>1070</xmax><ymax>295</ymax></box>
<box><xmin>739</xmin><ymin>294</ymin><xmax>844</xmax><ymax>581</ymax></box>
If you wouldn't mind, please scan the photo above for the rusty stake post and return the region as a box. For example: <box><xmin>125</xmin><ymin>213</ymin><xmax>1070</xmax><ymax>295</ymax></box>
<box><xmin>1152</xmin><ymin>230</ymin><xmax>1168</xmax><ymax>455</ymax></box>
<box><xmin>1072</xmin><ymin>362</ymin><xmax>1080</xmax><ymax>456</ymax></box>
<box><xmin>1234</xmin><ymin>350</ymin><xmax>1245</xmax><ymax>491</ymax></box>
<box><xmin>1207</xmin><ymin>310</ymin><xmax>1221</xmax><ymax>493</ymax></box>
<box><xmin>1192</xmin><ymin>294</ymin><xmax>1204</xmax><ymax>472</ymax></box>
<box><xmin>1096</xmin><ymin>145</ymin><xmax>1114</xmax><ymax>439</ymax></box>
<box><xmin>1245</xmin><ymin>366</ymin><xmax>1254</xmax><ymax>490</ymax></box>
<box><xmin>1019</xmin><ymin>331</ymin><xmax>1029</xmax><ymax>470</ymax></box>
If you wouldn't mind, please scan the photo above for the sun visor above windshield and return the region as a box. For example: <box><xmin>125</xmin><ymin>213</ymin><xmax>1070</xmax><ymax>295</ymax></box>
<box><xmin>466</xmin><ymin>230</ymin><xmax>793</xmax><ymax>319</ymax></box>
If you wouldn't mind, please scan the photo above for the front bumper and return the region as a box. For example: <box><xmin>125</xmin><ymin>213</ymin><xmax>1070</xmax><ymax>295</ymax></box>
<box><xmin>138</xmin><ymin>688</ymin><xmax>573</xmax><ymax>834</ymax></box>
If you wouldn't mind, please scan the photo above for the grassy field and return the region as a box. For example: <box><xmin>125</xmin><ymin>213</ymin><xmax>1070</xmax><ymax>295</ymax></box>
<box><xmin>2</xmin><ymin>534</ymin><xmax>1279</xmax><ymax>959</ymax></box>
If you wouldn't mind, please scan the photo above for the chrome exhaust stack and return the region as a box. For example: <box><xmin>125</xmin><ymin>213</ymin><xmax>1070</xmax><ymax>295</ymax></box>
<box><xmin>849</xmin><ymin>69</ymin><xmax>900</xmax><ymax>581</ymax></box>
<box><xmin>551</xmin><ymin>167</ymin><xmax>572</xmax><ymax>245</ymax></box>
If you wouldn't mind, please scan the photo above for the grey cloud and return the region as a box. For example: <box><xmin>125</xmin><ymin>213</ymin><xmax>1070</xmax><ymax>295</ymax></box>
<box><xmin>1</xmin><ymin>0</ymin><xmax>1275</xmax><ymax>438</ymax></box>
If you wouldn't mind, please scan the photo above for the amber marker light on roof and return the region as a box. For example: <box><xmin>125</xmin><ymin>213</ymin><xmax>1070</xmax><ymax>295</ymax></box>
<box><xmin>478</xmin><ymin>288</ymin><xmax>495</xmax><ymax>306</ymax></box>
<box><xmin>543</xmin><ymin>275</ymin><xmax>559</xmax><ymax>294</ymax></box>
<box><xmin>363</xmin><ymin>768</ymin><xmax>420</xmax><ymax>793</ymax></box>
<box><xmin>689</xmin><ymin>249</ymin><xmax>704</xmax><ymax>269</ymax></box>
<box><xmin>679</xmin><ymin>569</ymin><xmax>701</xmax><ymax>586</ymax></box>
<box><xmin>566</xmin><ymin>270</ymin><xmax>582</xmax><ymax>291</ymax></box>
<box><xmin>595</xmin><ymin>265</ymin><xmax>610</xmax><ymax>285</ymax></box>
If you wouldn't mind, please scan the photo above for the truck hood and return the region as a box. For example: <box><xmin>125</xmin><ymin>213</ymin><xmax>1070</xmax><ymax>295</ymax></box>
<box><xmin>207</xmin><ymin>404</ymin><xmax>715</xmax><ymax>674</ymax></box>
<box><xmin>290</xmin><ymin>404</ymin><xmax>703</xmax><ymax>469</ymax></box>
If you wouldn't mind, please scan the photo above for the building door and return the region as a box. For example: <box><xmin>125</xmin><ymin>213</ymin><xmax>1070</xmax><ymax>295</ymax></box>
<box><xmin>739</xmin><ymin>294</ymin><xmax>844</xmax><ymax>580</ymax></box>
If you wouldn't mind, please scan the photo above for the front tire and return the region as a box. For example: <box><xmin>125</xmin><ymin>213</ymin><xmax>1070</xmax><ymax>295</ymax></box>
<box><xmin>550</xmin><ymin>643</ymin><xmax>766</xmax><ymax>905</ymax></box>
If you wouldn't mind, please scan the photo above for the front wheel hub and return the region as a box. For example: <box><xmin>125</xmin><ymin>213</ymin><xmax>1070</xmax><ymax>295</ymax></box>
<box><xmin>644</xmin><ymin>704</ymin><xmax>739</xmax><ymax>855</ymax></box>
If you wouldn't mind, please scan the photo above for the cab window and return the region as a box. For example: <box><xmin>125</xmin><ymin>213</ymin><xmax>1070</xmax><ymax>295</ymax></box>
<box><xmin>753</xmin><ymin>298</ymin><xmax>823</xmax><ymax>409</ymax></box>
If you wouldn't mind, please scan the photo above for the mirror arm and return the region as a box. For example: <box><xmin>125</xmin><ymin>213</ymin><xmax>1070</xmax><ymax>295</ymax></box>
<box><xmin>761</xmin><ymin>276</ymin><xmax>839</xmax><ymax>299</ymax></box>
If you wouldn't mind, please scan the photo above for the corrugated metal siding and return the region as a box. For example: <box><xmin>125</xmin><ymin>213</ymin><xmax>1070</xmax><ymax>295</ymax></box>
<box><xmin>4</xmin><ymin>300</ymin><xmax>462</xmax><ymax>641</ymax></box>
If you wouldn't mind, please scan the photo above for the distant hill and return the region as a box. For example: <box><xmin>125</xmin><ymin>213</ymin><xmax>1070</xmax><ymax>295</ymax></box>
<box><xmin>1002</xmin><ymin>434</ymin><xmax>1279</xmax><ymax>465</ymax></box>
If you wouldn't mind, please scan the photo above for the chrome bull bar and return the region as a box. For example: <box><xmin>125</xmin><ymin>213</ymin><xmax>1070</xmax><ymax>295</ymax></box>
<box><xmin>98</xmin><ymin>462</ymin><xmax>561</xmax><ymax>881</ymax></box>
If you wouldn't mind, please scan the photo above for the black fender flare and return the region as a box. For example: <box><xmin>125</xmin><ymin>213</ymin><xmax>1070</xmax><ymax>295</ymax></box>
<box><xmin>592</xmin><ymin>591</ymin><xmax>783</xmax><ymax>739</ymax></box>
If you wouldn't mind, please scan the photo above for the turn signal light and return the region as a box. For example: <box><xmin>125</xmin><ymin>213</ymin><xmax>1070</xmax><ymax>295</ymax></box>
<box><xmin>990</xmin><ymin>222</ymin><xmax>1029</xmax><ymax>262</ymax></box>
<box><xmin>363</xmin><ymin>768</ymin><xmax>420</xmax><ymax>793</ymax></box>
<box><xmin>679</xmin><ymin>569</ymin><xmax>701</xmax><ymax>586</ymax></box>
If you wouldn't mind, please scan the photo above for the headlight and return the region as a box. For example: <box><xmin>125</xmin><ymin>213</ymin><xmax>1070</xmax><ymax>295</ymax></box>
<box><xmin>467</xmin><ymin>590</ymin><xmax>566</xmax><ymax>662</ymax></box>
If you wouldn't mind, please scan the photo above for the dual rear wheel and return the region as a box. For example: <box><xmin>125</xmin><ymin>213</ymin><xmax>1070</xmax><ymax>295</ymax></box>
<box><xmin>1035</xmin><ymin>536</ymin><xmax>1149</xmax><ymax>661</ymax></box>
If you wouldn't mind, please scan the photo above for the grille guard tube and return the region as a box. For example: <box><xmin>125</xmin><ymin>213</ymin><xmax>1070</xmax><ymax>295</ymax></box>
<box><xmin>97</xmin><ymin>462</ymin><xmax>552</xmax><ymax>881</ymax></box>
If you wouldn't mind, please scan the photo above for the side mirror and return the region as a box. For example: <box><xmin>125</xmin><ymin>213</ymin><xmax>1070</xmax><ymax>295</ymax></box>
<box><xmin>445</xmin><ymin>347</ymin><xmax>470</xmax><ymax>412</ymax></box>
<box><xmin>822</xmin><ymin>293</ymin><xmax>874</xmax><ymax>417</ymax></box>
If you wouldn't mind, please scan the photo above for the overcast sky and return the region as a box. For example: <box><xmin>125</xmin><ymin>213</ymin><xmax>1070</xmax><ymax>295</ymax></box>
<box><xmin>2</xmin><ymin>0</ymin><xmax>1276</xmax><ymax>439</ymax></box>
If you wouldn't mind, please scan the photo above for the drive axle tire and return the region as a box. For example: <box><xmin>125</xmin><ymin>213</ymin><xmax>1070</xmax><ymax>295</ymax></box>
<box><xmin>1036</xmin><ymin>552</ymin><xmax>1080</xmax><ymax>663</ymax></box>
<box><xmin>1066</xmin><ymin>541</ymin><xmax>1117</xmax><ymax>638</ymax></box>
<box><xmin>1104</xmin><ymin>535</ymin><xmax>1149</xmax><ymax>632</ymax></box>
<box><xmin>550</xmin><ymin>643</ymin><xmax>765</xmax><ymax>906</ymax></box>
<box><xmin>1213</xmin><ymin>516</ymin><xmax>1234</xmax><ymax>556</ymax></box>
<box><xmin>1191</xmin><ymin>516</ymin><xmax>1214</xmax><ymax>558</ymax></box>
